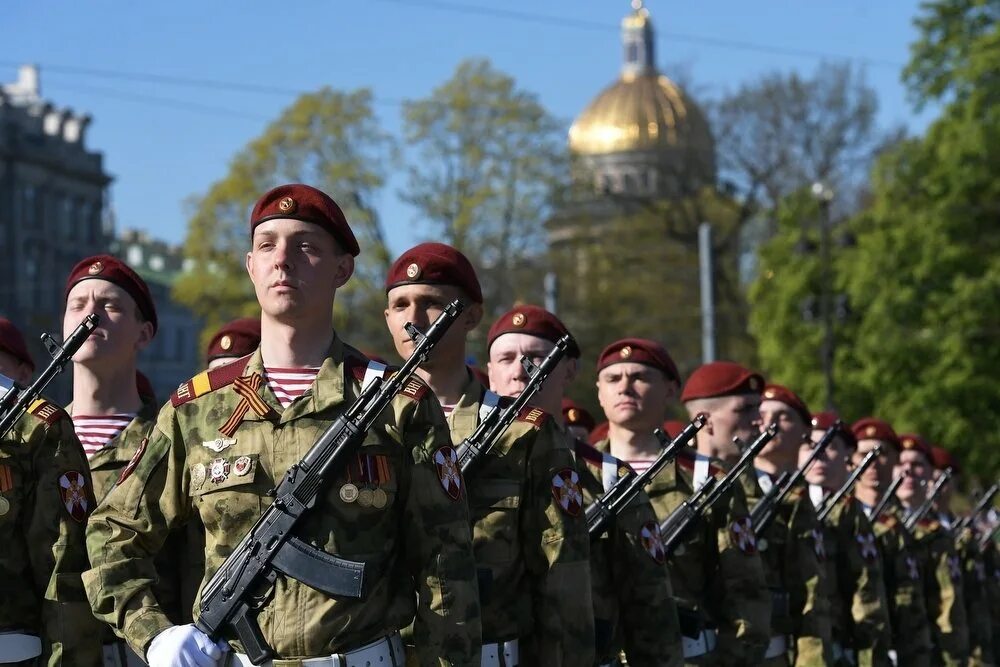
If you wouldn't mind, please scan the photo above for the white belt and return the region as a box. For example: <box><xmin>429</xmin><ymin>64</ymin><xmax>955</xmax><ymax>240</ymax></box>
<box><xmin>481</xmin><ymin>639</ymin><xmax>518</xmax><ymax>667</ymax></box>
<box><xmin>102</xmin><ymin>641</ymin><xmax>146</xmax><ymax>667</ymax></box>
<box><xmin>681</xmin><ymin>629</ymin><xmax>718</xmax><ymax>658</ymax></box>
<box><xmin>234</xmin><ymin>633</ymin><xmax>404</xmax><ymax>667</ymax></box>
<box><xmin>765</xmin><ymin>634</ymin><xmax>788</xmax><ymax>659</ymax></box>
<box><xmin>0</xmin><ymin>632</ymin><xmax>42</xmax><ymax>661</ymax></box>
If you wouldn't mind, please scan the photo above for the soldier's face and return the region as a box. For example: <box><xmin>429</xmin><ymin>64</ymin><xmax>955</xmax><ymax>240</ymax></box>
<box><xmin>488</xmin><ymin>333</ymin><xmax>574</xmax><ymax>414</ymax></box>
<box><xmin>384</xmin><ymin>283</ymin><xmax>481</xmax><ymax>366</ymax></box>
<box><xmin>854</xmin><ymin>438</ymin><xmax>892</xmax><ymax>493</ymax></box>
<box><xmin>895</xmin><ymin>449</ymin><xmax>931</xmax><ymax>504</ymax></box>
<box><xmin>703</xmin><ymin>393</ymin><xmax>761</xmax><ymax>460</ymax></box>
<box><xmin>803</xmin><ymin>430</ymin><xmax>849</xmax><ymax>491</ymax></box>
<box><xmin>759</xmin><ymin>399</ymin><xmax>810</xmax><ymax>457</ymax></box>
<box><xmin>595</xmin><ymin>362</ymin><xmax>674</xmax><ymax>431</ymax></box>
<box><xmin>246</xmin><ymin>219</ymin><xmax>353</xmax><ymax>321</ymax></box>
<box><xmin>63</xmin><ymin>279</ymin><xmax>153</xmax><ymax>366</ymax></box>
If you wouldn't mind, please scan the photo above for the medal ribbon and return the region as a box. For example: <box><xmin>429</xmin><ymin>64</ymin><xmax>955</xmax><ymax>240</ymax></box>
<box><xmin>220</xmin><ymin>374</ymin><xmax>278</xmax><ymax>437</ymax></box>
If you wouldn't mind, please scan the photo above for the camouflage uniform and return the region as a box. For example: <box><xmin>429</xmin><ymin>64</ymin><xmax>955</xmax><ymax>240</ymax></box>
<box><xmin>813</xmin><ymin>492</ymin><xmax>890</xmax><ymax>667</ymax></box>
<box><xmin>0</xmin><ymin>398</ymin><xmax>102</xmax><ymax>666</ymax></box>
<box><xmin>742</xmin><ymin>473</ymin><xmax>831</xmax><ymax>667</ymax></box>
<box><xmin>599</xmin><ymin>442</ymin><xmax>770</xmax><ymax>667</ymax></box>
<box><xmin>954</xmin><ymin>523</ymin><xmax>993</xmax><ymax>667</ymax></box>
<box><xmin>909</xmin><ymin>515</ymin><xmax>969</xmax><ymax>666</ymax></box>
<box><xmin>982</xmin><ymin>540</ymin><xmax>1000</xmax><ymax>656</ymax></box>
<box><xmin>870</xmin><ymin>505</ymin><xmax>933</xmax><ymax>667</ymax></box>
<box><xmin>575</xmin><ymin>438</ymin><xmax>683</xmax><ymax>666</ymax></box>
<box><xmin>83</xmin><ymin>339</ymin><xmax>483</xmax><ymax>665</ymax></box>
<box><xmin>447</xmin><ymin>371</ymin><xmax>595</xmax><ymax>666</ymax></box>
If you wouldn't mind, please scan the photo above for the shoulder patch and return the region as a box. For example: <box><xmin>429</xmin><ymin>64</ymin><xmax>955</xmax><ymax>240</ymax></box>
<box><xmin>398</xmin><ymin>375</ymin><xmax>429</xmax><ymax>401</ymax></box>
<box><xmin>516</xmin><ymin>405</ymin><xmax>549</xmax><ymax>428</ymax></box>
<box><xmin>171</xmin><ymin>354</ymin><xmax>251</xmax><ymax>407</ymax></box>
<box><xmin>877</xmin><ymin>514</ymin><xmax>898</xmax><ymax>529</ymax></box>
<box><xmin>27</xmin><ymin>398</ymin><xmax>66</xmax><ymax>425</ymax></box>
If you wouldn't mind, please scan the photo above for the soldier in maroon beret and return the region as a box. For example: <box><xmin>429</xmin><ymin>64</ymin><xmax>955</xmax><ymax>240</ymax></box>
<box><xmin>851</xmin><ymin>418</ymin><xmax>902</xmax><ymax>514</ymax></box>
<box><xmin>561</xmin><ymin>397</ymin><xmax>595</xmax><ymax>442</ymax></box>
<box><xmin>205</xmin><ymin>317</ymin><xmax>262</xmax><ymax>369</ymax></box>
<box><xmin>0</xmin><ymin>316</ymin><xmax>36</xmax><ymax>384</ymax></box>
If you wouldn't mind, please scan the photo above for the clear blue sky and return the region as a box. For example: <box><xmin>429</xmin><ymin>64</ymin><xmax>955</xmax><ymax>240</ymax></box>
<box><xmin>4</xmin><ymin>0</ymin><xmax>937</xmax><ymax>254</ymax></box>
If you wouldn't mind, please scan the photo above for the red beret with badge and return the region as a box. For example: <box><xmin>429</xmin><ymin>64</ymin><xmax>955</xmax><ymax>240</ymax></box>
<box><xmin>487</xmin><ymin>305</ymin><xmax>580</xmax><ymax>358</ymax></box>
<box><xmin>851</xmin><ymin>418</ymin><xmax>900</xmax><ymax>452</ymax></box>
<box><xmin>0</xmin><ymin>317</ymin><xmax>35</xmax><ymax>374</ymax></box>
<box><xmin>811</xmin><ymin>411</ymin><xmax>856</xmax><ymax>450</ymax></box>
<box><xmin>562</xmin><ymin>398</ymin><xmax>596</xmax><ymax>432</ymax></box>
<box><xmin>681</xmin><ymin>361</ymin><xmax>763</xmax><ymax>403</ymax></box>
<box><xmin>761</xmin><ymin>384</ymin><xmax>811</xmax><ymax>425</ymax></box>
<box><xmin>250</xmin><ymin>183</ymin><xmax>359</xmax><ymax>257</ymax></box>
<box><xmin>898</xmin><ymin>433</ymin><xmax>933</xmax><ymax>461</ymax></box>
<box><xmin>596</xmin><ymin>338</ymin><xmax>680</xmax><ymax>383</ymax></box>
<box><xmin>930</xmin><ymin>445</ymin><xmax>961</xmax><ymax>474</ymax></box>
<box><xmin>385</xmin><ymin>242</ymin><xmax>483</xmax><ymax>303</ymax></box>
<box><xmin>206</xmin><ymin>317</ymin><xmax>262</xmax><ymax>363</ymax></box>
<box><xmin>65</xmin><ymin>255</ymin><xmax>158</xmax><ymax>334</ymax></box>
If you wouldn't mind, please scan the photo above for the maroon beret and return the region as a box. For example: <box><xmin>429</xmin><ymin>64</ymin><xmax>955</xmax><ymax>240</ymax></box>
<box><xmin>662</xmin><ymin>420</ymin><xmax>686</xmax><ymax>439</ymax></box>
<box><xmin>930</xmin><ymin>445</ymin><xmax>961</xmax><ymax>474</ymax></box>
<box><xmin>65</xmin><ymin>255</ymin><xmax>158</xmax><ymax>334</ymax></box>
<box><xmin>588</xmin><ymin>420</ymin><xmax>610</xmax><ymax>445</ymax></box>
<box><xmin>898</xmin><ymin>433</ymin><xmax>933</xmax><ymax>460</ymax></box>
<box><xmin>851</xmin><ymin>417</ymin><xmax>900</xmax><ymax>451</ymax></box>
<box><xmin>206</xmin><ymin>317</ymin><xmax>261</xmax><ymax>362</ymax></box>
<box><xmin>761</xmin><ymin>384</ymin><xmax>811</xmax><ymax>425</ymax></box>
<box><xmin>385</xmin><ymin>243</ymin><xmax>482</xmax><ymax>303</ymax></box>
<box><xmin>596</xmin><ymin>338</ymin><xmax>680</xmax><ymax>383</ymax></box>
<box><xmin>811</xmin><ymin>411</ymin><xmax>855</xmax><ymax>450</ymax></box>
<box><xmin>487</xmin><ymin>305</ymin><xmax>580</xmax><ymax>358</ymax></box>
<box><xmin>250</xmin><ymin>184</ymin><xmax>359</xmax><ymax>257</ymax></box>
<box><xmin>135</xmin><ymin>371</ymin><xmax>156</xmax><ymax>403</ymax></box>
<box><xmin>681</xmin><ymin>361</ymin><xmax>763</xmax><ymax>403</ymax></box>
<box><xmin>562</xmin><ymin>398</ymin><xmax>596</xmax><ymax>432</ymax></box>
<box><xmin>0</xmin><ymin>318</ymin><xmax>35</xmax><ymax>373</ymax></box>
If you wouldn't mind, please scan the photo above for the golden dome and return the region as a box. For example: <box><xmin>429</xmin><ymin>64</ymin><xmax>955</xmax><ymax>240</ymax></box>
<box><xmin>568</xmin><ymin>73</ymin><xmax>714</xmax><ymax>156</ymax></box>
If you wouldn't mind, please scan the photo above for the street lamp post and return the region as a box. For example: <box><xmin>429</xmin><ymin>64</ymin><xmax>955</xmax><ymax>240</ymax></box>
<box><xmin>811</xmin><ymin>182</ymin><xmax>836</xmax><ymax>411</ymax></box>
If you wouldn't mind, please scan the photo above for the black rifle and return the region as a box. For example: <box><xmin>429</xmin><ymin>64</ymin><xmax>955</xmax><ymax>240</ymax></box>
<box><xmin>869</xmin><ymin>475</ymin><xmax>904</xmax><ymax>524</ymax></box>
<box><xmin>457</xmin><ymin>335</ymin><xmax>571</xmax><ymax>477</ymax></box>
<box><xmin>0</xmin><ymin>314</ymin><xmax>99</xmax><ymax>439</ymax></box>
<box><xmin>587</xmin><ymin>414</ymin><xmax>707</xmax><ymax>538</ymax></box>
<box><xmin>904</xmin><ymin>467</ymin><xmax>953</xmax><ymax>532</ymax></box>
<box><xmin>956</xmin><ymin>483</ymin><xmax>999</xmax><ymax>532</ymax></box>
<box><xmin>196</xmin><ymin>302</ymin><xmax>462</xmax><ymax>664</ymax></box>
<box><xmin>816</xmin><ymin>445</ymin><xmax>881</xmax><ymax>523</ymax></box>
<box><xmin>750</xmin><ymin>421</ymin><xmax>842</xmax><ymax>536</ymax></box>
<box><xmin>659</xmin><ymin>424</ymin><xmax>778</xmax><ymax>555</ymax></box>
<box><xmin>978</xmin><ymin>521</ymin><xmax>1000</xmax><ymax>551</ymax></box>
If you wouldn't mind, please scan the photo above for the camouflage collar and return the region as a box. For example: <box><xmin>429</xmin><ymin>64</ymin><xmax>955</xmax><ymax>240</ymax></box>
<box><xmin>446</xmin><ymin>369</ymin><xmax>486</xmax><ymax>443</ymax></box>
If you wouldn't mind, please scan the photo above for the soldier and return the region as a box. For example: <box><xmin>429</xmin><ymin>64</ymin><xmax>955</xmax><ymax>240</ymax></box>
<box><xmin>205</xmin><ymin>317</ymin><xmax>261</xmax><ymax>369</ymax></box>
<box><xmin>597</xmin><ymin>352</ymin><xmax>771</xmax><ymax>665</ymax></box>
<box><xmin>895</xmin><ymin>433</ymin><xmax>969</xmax><ymax>666</ymax></box>
<box><xmin>84</xmin><ymin>184</ymin><xmax>482</xmax><ymax>666</ymax></box>
<box><xmin>488</xmin><ymin>310</ymin><xmax>682</xmax><ymax>666</ymax></box>
<box><xmin>0</xmin><ymin>317</ymin><xmax>102</xmax><ymax>665</ymax></box>
<box><xmin>383</xmin><ymin>243</ymin><xmax>592</xmax><ymax>666</ymax></box>
<box><xmin>562</xmin><ymin>397</ymin><xmax>596</xmax><ymax>443</ymax></box>
<box><xmin>805</xmin><ymin>412</ymin><xmax>890</xmax><ymax>666</ymax></box>
<box><xmin>751</xmin><ymin>384</ymin><xmax>832</xmax><ymax>666</ymax></box>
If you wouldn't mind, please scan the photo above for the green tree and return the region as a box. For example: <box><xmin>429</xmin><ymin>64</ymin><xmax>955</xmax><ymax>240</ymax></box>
<box><xmin>173</xmin><ymin>88</ymin><xmax>395</xmax><ymax>354</ymax></box>
<box><xmin>400</xmin><ymin>58</ymin><xmax>568</xmax><ymax>313</ymax></box>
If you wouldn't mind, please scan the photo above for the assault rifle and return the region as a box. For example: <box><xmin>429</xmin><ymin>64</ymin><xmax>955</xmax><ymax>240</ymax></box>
<box><xmin>869</xmin><ymin>475</ymin><xmax>904</xmax><ymax>524</ymax></box>
<box><xmin>458</xmin><ymin>335</ymin><xmax>571</xmax><ymax>477</ymax></box>
<box><xmin>659</xmin><ymin>424</ymin><xmax>778</xmax><ymax>555</ymax></box>
<box><xmin>904</xmin><ymin>467</ymin><xmax>953</xmax><ymax>532</ymax></box>
<box><xmin>0</xmin><ymin>314</ymin><xmax>99</xmax><ymax>439</ymax></box>
<box><xmin>750</xmin><ymin>421</ymin><xmax>842</xmax><ymax>536</ymax></box>
<box><xmin>196</xmin><ymin>301</ymin><xmax>462</xmax><ymax>664</ymax></box>
<box><xmin>816</xmin><ymin>444</ymin><xmax>881</xmax><ymax>523</ymax></box>
<box><xmin>956</xmin><ymin>483</ymin><xmax>999</xmax><ymax>532</ymax></box>
<box><xmin>586</xmin><ymin>414</ymin><xmax>707</xmax><ymax>538</ymax></box>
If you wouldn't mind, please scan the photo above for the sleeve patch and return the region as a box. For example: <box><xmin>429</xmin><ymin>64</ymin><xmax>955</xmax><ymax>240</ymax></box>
<box><xmin>516</xmin><ymin>406</ymin><xmax>548</xmax><ymax>427</ymax></box>
<box><xmin>552</xmin><ymin>468</ymin><xmax>583</xmax><ymax>516</ymax></box>
<box><xmin>433</xmin><ymin>446</ymin><xmax>463</xmax><ymax>501</ymax></box>
<box><xmin>58</xmin><ymin>471</ymin><xmax>89</xmax><ymax>522</ymax></box>
<box><xmin>731</xmin><ymin>517</ymin><xmax>758</xmax><ymax>554</ymax></box>
<box><xmin>27</xmin><ymin>398</ymin><xmax>64</xmax><ymax>425</ymax></box>
<box><xmin>641</xmin><ymin>521</ymin><xmax>667</xmax><ymax>564</ymax></box>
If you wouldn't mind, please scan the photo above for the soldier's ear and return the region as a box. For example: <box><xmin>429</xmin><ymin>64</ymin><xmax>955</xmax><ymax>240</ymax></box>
<box><xmin>463</xmin><ymin>302</ymin><xmax>484</xmax><ymax>332</ymax></box>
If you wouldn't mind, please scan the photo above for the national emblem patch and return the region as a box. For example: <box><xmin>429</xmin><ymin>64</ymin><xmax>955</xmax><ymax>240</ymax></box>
<box><xmin>59</xmin><ymin>471</ymin><xmax>89</xmax><ymax>522</ymax></box>
<box><xmin>551</xmin><ymin>468</ymin><xmax>583</xmax><ymax>516</ymax></box>
<box><xmin>857</xmin><ymin>532</ymin><xmax>878</xmax><ymax>562</ymax></box>
<box><xmin>906</xmin><ymin>555</ymin><xmax>920</xmax><ymax>581</ymax></box>
<box><xmin>812</xmin><ymin>528</ymin><xmax>827</xmax><ymax>561</ymax></box>
<box><xmin>730</xmin><ymin>516</ymin><xmax>757</xmax><ymax>554</ymax></box>
<box><xmin>947</xmin><ymin>555</ymin><xmax>962</xmax><ymax>583</ymax></box>
<box><xmin>433</xmin><ymin>446</ymin><xmax>463</xmax><ymax>501</ymax></box>
<box><xmin>640</xmin><ymin>521</ymin><xmax>666</xmax><ymax>564</ymax></box>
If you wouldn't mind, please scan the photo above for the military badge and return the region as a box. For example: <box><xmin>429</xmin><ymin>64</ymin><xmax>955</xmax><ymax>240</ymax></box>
<box><xmin>117</xmin><ymin>438</ymin><xmax>148</xmax><ymax>486</ymax></box>
<box><xmin>640</xmin><ymin>521</ymin><xmax>666</xmax><ymax>564</ymax></box>
<box><xmin>220</xmin><ymin>335</ymin><xmax>233</xmax><ymax>351</ymax></box>
<box><xmin>0</xmin><ymin>496</ymin><xmax>9</xmax><ymax>516</ymax></box>
<box><xmin>947</xmin><ymin>555</ymin><xmax>962</xmax><ymax>583</ymax></box>
<box><xmin>191</xmin><ymin>463</ymin><xmax>207</xmax><ymax>489</ymax></box>
<box><xmin>906</xmin><ymin>555</ymin><xmax>920</xmax><ymax>581</ymax></box>
<box><xmin>512</xmin><ymin>312</ymin><xmax>526</xmax><ymax>327</ymax></box>
<box><xmin>209</xmin><ymin>458</ymin><xmax>231</xmax><ymax>484</ymax></box>
<box><xmin>812</xmin><ymin>528</ymin><xmax>827</xmax><ymax>561</ymax></box>
<box><xmin>730</xmin><ymin>517</ymin><xmax>757</xmax><ymax>554</ymax></box>
<box><xmin>865</xmin><ymin>425</ymin><xmax>877</xmax><ymax>438</ymax></box>
<box><xmin>406</xmin><ymin>262</ymin><xmax>421</xmax><ymax>279</ymax></box>
<box><xmin>433</xmin><ymin>446</ymin><xmax>463</xmax><ymax>501</ymax></box>
<box><xmin>551</xmin><ymin>468</ymin><xmax>583</xmax><ymax>516</ymax></box>
<box><xmin>88</xmin><ymin>260</ymin><xmax>104</xmax><ymax>275</ymax></box>
<box><xmin>856</xmin><ymin>532</ymin><xmax>878</xmax><ymax>562</ymax></box>
<box><xmin>202</xmin><ymin>437</ymin><xmax>237</xmax><ymax>453</ymax></box>
<box><xmin>233</xmin><ymin>456</ymin><xmax>252</xmax><ymax>476</ymax></box>
<box><xmin>59</xmin><ymin>471</ymin><xmax>89</xmax><ymax>522</ymax></box>
<box><xmin>339</xmin><ymin>483</ymin><xmax>359</xmax><ymax>503</ymax></box>
<box><xmin>0</xmin><ymin>464</ymin><xmax>12</xmax><ymax>493</ymax></box>
<box><xmin>278</xmin><ymin>196</ymin><xmax>296</xmax><ymax>213</ymax></box>
<box><xmin>372</xmin><ymin>488</ymin><xmax>388</xmax><ymax>509</ymax></box>
<box><xmin>357</xmin><ymin>488</ymin><xmax>374</xmax><ymax>507</ymax></box>
<box><xmin>619</xmin><ymin>346</ymin><xmax>632</xmax><ymax>359</ymax></box>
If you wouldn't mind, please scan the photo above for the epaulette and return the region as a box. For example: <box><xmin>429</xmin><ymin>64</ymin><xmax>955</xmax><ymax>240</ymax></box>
<box><xmin>918</xmin><ymin>517</ymin><xmax>941</xmax><ymax>532</ymax></box>
<box><xmin>171</xmin><ymin>354</ymin><xmax>252</xmax><ymax>407</ymax></box>
<box><xmin>515</xmin><ymin>404</ymin><xmax>549</xmax><ymax>428</ymax></box>
<box><xmin>676</xmin><ymin>449</ymin><xmax>722</xmax><ymax>476</ymax></box>
<box><xmin>347</xmin><ymin>356</ymin><xmax>430</xmax><ymax>403</ymax></box>
<box><xmin>877</xmin><ymin>514</ymin><xmax>898</xmax><ymax>529</ymax></box>
<box><xmin>787</xmin><ymin>484</ymin><xmax>806</xmax><ymax>500</ymax></box>
<box><xmin>26</xmin><ymin>398</ymin><xmax>67</xmax><ymax>426</ymax></box>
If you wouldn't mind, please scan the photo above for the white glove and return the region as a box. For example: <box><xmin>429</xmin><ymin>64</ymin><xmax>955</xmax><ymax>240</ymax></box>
<box><xmin>147</xmin><ymin>624</ymin><xmax>229</xmax><ymax>667</ymax></box>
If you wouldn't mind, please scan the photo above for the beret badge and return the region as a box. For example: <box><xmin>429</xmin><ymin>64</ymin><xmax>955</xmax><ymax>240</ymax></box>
<box><xmin>277</xmin><ymin>196</ymin><xmax>297</xmax><ymax>214</ymax></box>
<box><xmin>866</xmin><ymin>425</ymin><xmax>877</xmax><ymax>438</ymax></box>
<box><xmin>902</xmin><ymin>437</ymin><xmax>914</xmax><ymax>448</ymax></box>
<box><xmin>512</xmin><ymin>313</ymin><xmax>526</xmax><ymax>327</ymax></box>
<box><xmin>619</xmin><ymin>346</ymin><xmax>632</xmax><ymax>359</ymax></box>
<box><xmin>567</xmin><ymin>408</ymin><xmax>578</xmax><ymax>422</ymax></box>
<box><xmin>88</xmin><ymin>261</ymin><xmax>104</xmax><ymax>275</ymax></box>
<box><xmin>406</xmin><ymin>262</ymin><xmax>421</xmax><ymax>279</ymax></box>
<box><xmin>763</xmin><ymin>388</ymin><xmax>776</xmax><ymax>399</ymax></box>
<box><xmin>220</xmin><ymin>335</ymin><xmax>233</xmax><ymax>351</ymax></box>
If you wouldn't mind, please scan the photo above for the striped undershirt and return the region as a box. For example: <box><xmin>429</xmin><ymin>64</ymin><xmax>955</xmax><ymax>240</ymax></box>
<box><xmin>265</xmin><ymin>367</ymin><xmax>320</xmax><ymax>408</ymax></box>
<box><xmin>628</xmin><ymin>459</ymin><xmax>657</xmax><ymax>474</ymax></box>
<box><xmin>441</xmin><ymin>403</ymin><xmax>456</xmax><ymax>416</ymax></box>
<box><xmin>73</xmin><ymin>414</ymin><xmax>135</xmax><ymax>459</ymax></box>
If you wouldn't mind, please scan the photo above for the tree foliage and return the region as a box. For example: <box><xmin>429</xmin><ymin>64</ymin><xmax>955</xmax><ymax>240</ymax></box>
<box><xmin>173</xmin><ymin>88</ymin><xmax>395</xmax><ymax>353</ymax></box>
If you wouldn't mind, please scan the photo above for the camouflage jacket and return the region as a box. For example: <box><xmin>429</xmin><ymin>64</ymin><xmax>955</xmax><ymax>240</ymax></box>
<box><xmin>953</xmin><ymin>521</ymin><xmax>993</xmax><ymax>667</ymax></box>
<box><xmin>871</xmin><ymin>506</ymin><xmax>933</xmax><ymax>667</ymax></box>
<box><xmin>981</xmin><ymin>541</ymin><xmax>1000</xmax><ymax>658</ymax></box>
<box><xmin>575</xmin><ymin>439</ymin><xmax>682</xmax><ymax>667</ymax></box>
<box><xmin>83</xmin><ymin>337</ymin><xmax>482</xmax><ymax>665</ymax></box>
<box><xmin>599</xmin><ymin>442</ymin><xmax>771</xmax><ymax>666</ymax></box>
<box><xmin>0</xmin><ymin>397</ymin><xmax>102</xmax><ymax>666</ymax></box>
<box><xmin>742</xmin><ymin>472</ymin><xmax>831</xmax><ymax>667</ymax></box>
<box><xmin>447</xmin><ymin>372</ymin><xmax>594</xmax><ymax>666</ymax></box>
<box><xmin>812</xmin><ymin>491</ymin><xmax>890</xmax><ymax>667</ymax></box>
